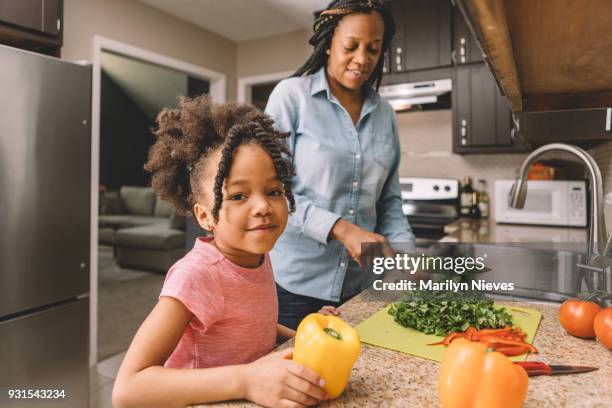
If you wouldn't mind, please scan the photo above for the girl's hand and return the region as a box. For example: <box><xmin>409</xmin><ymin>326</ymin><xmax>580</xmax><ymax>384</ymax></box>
<box><xmin>318</xmin><ymin>305</ymin><xmax>340</xmax><ymax>316</ymax></box>
<box><xmin>330</xmin><ymin>219</ymin><xmax>388</xmax><ymax>266</ymax></box>
<box><xmin>243</xmin><ymin>348</ymin><xmax>328</xmax><ymax>408</ymax></box>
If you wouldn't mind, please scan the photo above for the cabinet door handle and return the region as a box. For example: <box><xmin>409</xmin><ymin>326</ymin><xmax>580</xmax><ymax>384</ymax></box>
<box><xmin>460</xmin><ymin>37</ymin><xmax>466</xmax><ymax>63</ymax></box>
<box><xmin>395</xmin><ymin>47</ymin><xmax>402</xmax><ymax>71</ymax></box>
<box><xmin>382</xmin><ymin>51</ymin><xmax>389</xmax><ymax>74</ymax></box>
<box><xmin>461</xmin><ymin>119</ymin><xmax>468</xmax><ymax>145</ymax></box>
<box><xmin>510</xmin><ymin>113</ymin><xmax>521</xmax><ymax>143</ymax></box>
<box><xmin>606</xmin><ymin>107</ymin><xmax>611</xmax><ymax>131</ymax></box>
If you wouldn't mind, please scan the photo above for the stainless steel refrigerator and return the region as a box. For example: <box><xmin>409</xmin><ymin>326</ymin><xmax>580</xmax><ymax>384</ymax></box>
<box><xmin>0</xmin><ymin>45</ymin><xmax>90</xmax><ymax>408</ymax></box>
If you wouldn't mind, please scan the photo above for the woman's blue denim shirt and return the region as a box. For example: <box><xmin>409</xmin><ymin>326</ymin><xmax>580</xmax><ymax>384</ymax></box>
<box><xmin>265</xmin><ymin>67</ymin><xmax>414</xmax><ymax>302</ymax></box>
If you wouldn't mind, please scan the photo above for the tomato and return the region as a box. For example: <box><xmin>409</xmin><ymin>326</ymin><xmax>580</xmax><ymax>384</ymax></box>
<box><xmin>594</xmin><ymin>307</ymin><xmax>612</xmax><ymax>349</ymax></box>
<box><xmin>558</xmin><ymin>299</ymin><xmax>602</xmax><ymax>338</ymax></box>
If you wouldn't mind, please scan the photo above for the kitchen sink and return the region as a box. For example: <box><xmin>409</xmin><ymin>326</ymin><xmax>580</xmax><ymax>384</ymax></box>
<box><xmin>428</xmin><ymin>242</ymin><xmax>610</xmax><ymax>303</ymax></box>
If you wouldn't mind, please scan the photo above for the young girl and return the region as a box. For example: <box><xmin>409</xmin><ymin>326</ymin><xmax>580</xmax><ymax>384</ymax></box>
<box><xmin>112</xmin><ymin>96</ymin><xmax>331</xmax><ymax>408</ymax></box>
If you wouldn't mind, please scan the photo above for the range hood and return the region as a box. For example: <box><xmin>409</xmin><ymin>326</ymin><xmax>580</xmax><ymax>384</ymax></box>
<box><xmin>379</xmin><ymin>79</ymin><xmax>452</xmax><ymax>111</ymax></box>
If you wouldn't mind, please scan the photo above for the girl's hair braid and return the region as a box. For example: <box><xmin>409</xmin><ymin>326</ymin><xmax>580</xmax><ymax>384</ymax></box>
<box><xmin>251</xmin><ymin>123</ymin><xmax>296</xmax><ymax>216</ymax></box>
<box><xmin>211</xmin><ymin>123</ymin><xmax>248</xmax><ymax>221</ymax></box>
<box><xmin>144</xmin><ymin>96</ymin><xmax>295</xmax><ymax>219</ymax></box>
<box><xmin>293</xmin><ymin>0</ymin><xmax>394</xmax><ymax>91</ymax></box>
<box><xmin>210</xmin><ymin>122</ymin><xmax>296</xmax><ymax>221</ymax></box>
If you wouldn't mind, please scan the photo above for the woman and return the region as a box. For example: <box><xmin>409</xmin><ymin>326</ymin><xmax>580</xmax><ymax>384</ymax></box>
<box><xmin>265</xmin><ymin>0</ymin><xmax>414</xmax><ymax>329</ymax></box>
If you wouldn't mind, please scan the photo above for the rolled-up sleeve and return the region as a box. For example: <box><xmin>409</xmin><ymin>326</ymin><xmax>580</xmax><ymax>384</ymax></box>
<box><xmin>265</xmin><ymin>81</ymin><xmax>340</xmax><ymax>244</ymax></box>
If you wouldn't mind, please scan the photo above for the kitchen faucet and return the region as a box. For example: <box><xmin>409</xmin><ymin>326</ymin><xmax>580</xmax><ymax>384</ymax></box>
<box><xmin>509</xmin><ymin>143</ymin><xmax>612</xmax><ymax>293</ymax></box>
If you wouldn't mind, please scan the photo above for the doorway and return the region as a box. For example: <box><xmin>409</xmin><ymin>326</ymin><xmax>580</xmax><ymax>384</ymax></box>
<box><xmin>90</xmin><ymin>36</ymin><xmax>226</xmax><ymax>367</ymax></box>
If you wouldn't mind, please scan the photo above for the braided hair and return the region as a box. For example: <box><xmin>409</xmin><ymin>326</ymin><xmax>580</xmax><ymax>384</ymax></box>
<box><xmin>144</xmin><ymin>95</ymin><xmax>295</xmax><ymax>221</ymax></box>
<box><xmin>293</xmin><ymin>0</ymin><xmax>395</xmax><ymax>90</ymax></box>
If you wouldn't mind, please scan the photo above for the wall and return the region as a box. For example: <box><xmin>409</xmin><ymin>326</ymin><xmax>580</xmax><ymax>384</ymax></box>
<box><xmin>396</xmin><ymin>110</ymin><xmax>530</xmax><ymax>218</ymax></box>
<box><xmin>237</xmin><ymin>29</ymin><xmax>311</xmax><ymax>78</ymax></box>
<box><xmin>101</xmin><ymin>50</ymin><xmax>188</xmax><ymax>118</ymax></box>
<box><xmin>589</xmin><ymin>141</ymin><xmax>612</xmax><ymax>195</ymax></box>
<box><xmin>62</xmin><ymin>0</ymin><xmax>237</xmax><ymax>100</ymax></box>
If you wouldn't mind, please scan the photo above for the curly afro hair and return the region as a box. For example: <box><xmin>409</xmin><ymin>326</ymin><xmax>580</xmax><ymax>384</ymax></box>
<box><xmin>144</xmin><ymin>95</ymin><xmax>295</xmax><ymax>221</ymax></box>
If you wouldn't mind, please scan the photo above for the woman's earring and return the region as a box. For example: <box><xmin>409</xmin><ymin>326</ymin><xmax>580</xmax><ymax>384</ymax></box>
<box><xmin>326</xmin><ymin>49</ymin><xmax>330</xmax><ymax>55</ymax></box>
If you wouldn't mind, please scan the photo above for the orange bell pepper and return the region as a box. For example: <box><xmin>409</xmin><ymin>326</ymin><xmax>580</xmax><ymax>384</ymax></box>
<box><xmin>292</xmin><ymin>313</ymin><xmax>361</xmax><ymax>399</ymax></box>
<box><xmin>439</xmin><ymin>339</ymin><xmax>528</xmax><ymax>408</ymax></box>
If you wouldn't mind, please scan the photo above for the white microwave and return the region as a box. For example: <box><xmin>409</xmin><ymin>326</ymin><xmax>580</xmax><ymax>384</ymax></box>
<box><xmin>494</xmin><ymin>180</ymin><xmax>587</xmax><ymax>227</ymax></box>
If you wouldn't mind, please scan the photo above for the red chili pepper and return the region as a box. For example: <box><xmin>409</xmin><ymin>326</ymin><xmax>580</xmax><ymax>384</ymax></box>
<box><xmin>428</xmin><ymin>331</ymin><xmax>465</xmax><ymax>346</ymax></box>
<box><xmin>465</xmin><ymin>326</ymin><xmax>476</xmax><ymax>341</ymax></box>
<box><xmin>479</xmin><ymin>335</ymin><xmax>538</xmax><ymax>354</ymax></box>
<box><xmin>493</xmin><ymin>345</ymin><xmax>530</xmax><ymax>356</ymax></box>
<box><xmin>428</xmin><ymin>326</ymin><xmax>537</xmax><ymax>356</ymax></box>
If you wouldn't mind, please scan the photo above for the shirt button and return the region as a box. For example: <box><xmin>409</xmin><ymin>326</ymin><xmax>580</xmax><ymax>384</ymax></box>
<box><xmin>353</xmin><ymin>181</ymin><xmax>358</xmax><ymax>187</ymax></box>
<box><xmin>340</xmin><ymin>262</ymin><xmax>345</xmax><ymax>268</ymax></box>
<box><xmin>349</xmin><ymin>208</ymin><xmax>354</xmax><ymax>215</ymax></box>
<box><xmin>355</xmin><ymin>154</ymin><xmax>361</xmax><ymax>159</ymax></box>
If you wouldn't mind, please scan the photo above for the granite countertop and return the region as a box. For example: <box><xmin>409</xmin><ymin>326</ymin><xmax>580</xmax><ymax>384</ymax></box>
<box><xmin>441</xmin><ymin>218</ymin><xmax>588</xmax><ymax>244</ymax></box>
<box><xmin>197</xmin><ymin>288</ymin><xmax>611</xmax><ymax>408</ymax></box>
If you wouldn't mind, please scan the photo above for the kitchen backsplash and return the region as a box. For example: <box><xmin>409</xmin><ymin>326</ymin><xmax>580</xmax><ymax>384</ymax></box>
<box><xmin>396</xmin><ymin>109</ymin><xmax>612</xmax><ymax>222</ymax></box>
<box><xmin>588</xmin><ymin>140</ymin><xmax>612</xmax><ymax>195</ymax></box>
<box><xmin>396</xmin><ymin>110</ymin><xmax>529</xmax><ymax>220</ymax></box>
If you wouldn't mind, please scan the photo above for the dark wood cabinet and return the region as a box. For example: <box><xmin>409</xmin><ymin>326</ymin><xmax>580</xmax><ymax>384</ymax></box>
<box><xmin>452</xmin><ymin>2</ymin><xmax>482</xmax><ymax>65</ymax></box>
<box><xmin>452</xmin><ymin>64</ymin><xmax>530</xmax><ymax>153</ymax></box>
<box><xmin>520</xmin><ymin>108</ymin><xmax>612</xmax><ymax>145</ymax></box>
<box><xmin>0</xmin><ymin>1</ymin><xmax>43</xmax><ymax>32</ymax></box>
<box><xmin>0</xmin><ymin>0</ymin><xmax>63</xmax><ymax>56</ymax></box>
<box><xmin>388</xmin><ymin>0</ymin><xmax>451</xmax><ymax>73</ymax></box>
<box><xmin>43</xmin><ymin>0</ymin><xmax>61</xmax><ymax>35</ymax></box>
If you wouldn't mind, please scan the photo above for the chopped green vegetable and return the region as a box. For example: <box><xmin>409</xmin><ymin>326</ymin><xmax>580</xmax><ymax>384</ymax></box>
<box><xmin>388</xmin><ymin>291</ymin><xmax>514</xmax><ymax>336</ymax></box>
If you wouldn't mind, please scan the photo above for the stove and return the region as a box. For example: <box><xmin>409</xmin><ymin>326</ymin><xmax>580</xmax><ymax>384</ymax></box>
<box><xmin>400</xmin><ymin>177</ymin><xmax>460</xmax><ymax>242</ymax></box>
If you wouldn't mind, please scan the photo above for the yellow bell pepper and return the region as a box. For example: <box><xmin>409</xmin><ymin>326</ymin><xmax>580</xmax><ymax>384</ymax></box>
<box><xmin>439</xmin><ymin>338</ymin><xmax>528</xmax><ymax>408</ymax></box>
<box><xmin>293</xmin><ymin>313</ymin><xmax>361</xmax><ymax>399</ymax></box>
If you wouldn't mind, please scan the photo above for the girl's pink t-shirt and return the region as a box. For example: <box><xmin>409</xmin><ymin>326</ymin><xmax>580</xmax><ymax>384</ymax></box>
<box><xmin>160</xmin><ymin>237</ymin><xmax>278</xmax><ymax>369</ymax></box>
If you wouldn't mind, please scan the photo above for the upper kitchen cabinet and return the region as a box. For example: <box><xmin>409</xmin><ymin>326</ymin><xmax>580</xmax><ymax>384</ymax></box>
<box><xmin>451</xmin><ymin>1</ymin><xmax>482</xmax><ymax>65</ymax></box>
<box><xmin>388</xmin><ymin>0</ymin><xmax>452</xmax><ymax>73</ymax></box>
<box><xmin>0</xmin><ymin>0</ymin><xmax>63</xmax><ymax>57</ymax></box>
<box><xmin>455</xmin><ymin>0</ymin><xmax>612</xmax><ymax>112</ymax></box>
<box><xmin>519</xmin><ymin>107</ymin><xmax>612</xmax><ymax>146</ymax></box>
<box><xmin>453</xmin><ymin>63</ymin><xmax>530</xmax><ymax>153</ymax></box>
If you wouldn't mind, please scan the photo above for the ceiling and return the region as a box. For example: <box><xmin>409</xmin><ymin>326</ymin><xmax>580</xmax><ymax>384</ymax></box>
<box><xmin>137</xmin><ymin>0</ymin><xmax>330</xmax><ymax>42</ymax></box>
<box><xmin>101</xmin><ymin>51</ymin><xmax>188</xmax><ymax>118</ymax></box>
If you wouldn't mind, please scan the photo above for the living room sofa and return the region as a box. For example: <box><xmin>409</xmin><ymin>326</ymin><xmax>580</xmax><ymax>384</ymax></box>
<box><xmin>99</xmin><ymin>186</ymin><xmax>187</xmax><ymax>273</ymax></box>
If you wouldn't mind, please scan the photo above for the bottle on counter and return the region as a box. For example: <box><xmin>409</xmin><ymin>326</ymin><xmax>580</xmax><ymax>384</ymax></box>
<box><xmin>477</xmin><ymin>179</ymin><xmax>490</xmax><ymax>219</ymax></box>
<box><xmin>470</xmin><ymin>193</ymin><xmax>481</xmax><ymax>219</ymax></box>
<box><xmin>460</xmin><ymin>177</ymin><xmax>474</xmax><ymax>218</ymax></box>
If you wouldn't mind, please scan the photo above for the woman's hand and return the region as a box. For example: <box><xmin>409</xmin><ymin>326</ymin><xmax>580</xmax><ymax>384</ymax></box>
<box><xmin>330</xmin><ymin>219</ymin><xmax>388</xmax><ymax>266</ymax></box>
<box><xmin>242</xmin><ymin>348</ymin><xmax>328</xmax><ymax>408</ymax></box>
<box><xmin>318</xmin><ymin>305</ymin><xmax>340</xmax><ymax>316</ymax></box>
<box><xmin>277</xmin><ymin>324</ymin><xmax>296</xmax><ymax>344</ymax></box>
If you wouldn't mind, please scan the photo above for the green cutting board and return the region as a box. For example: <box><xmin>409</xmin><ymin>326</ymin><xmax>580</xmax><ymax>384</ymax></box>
<box><xmin>355</xmin><ymin>304</ymin><xmax>542</xmax><ymax>362</ymax></box>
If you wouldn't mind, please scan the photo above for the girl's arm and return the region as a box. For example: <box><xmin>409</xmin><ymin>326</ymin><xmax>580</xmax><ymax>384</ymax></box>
<box><xmin>113</xmin><ymin>297</ymin><xmax>327</xmax><ymax>408</ymax></box>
